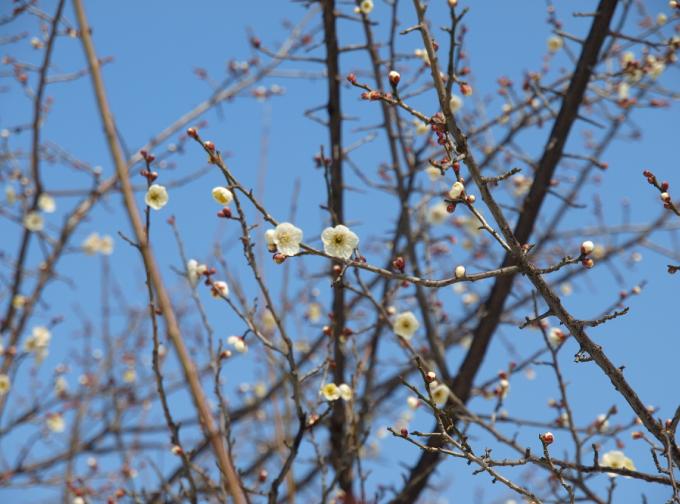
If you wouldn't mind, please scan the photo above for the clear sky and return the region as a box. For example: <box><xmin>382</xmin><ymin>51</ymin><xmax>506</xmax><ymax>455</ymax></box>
<box><xmin>1</xmin><ymin>1</ymin><xmax>678</xmax><ymax>502</ymax></box>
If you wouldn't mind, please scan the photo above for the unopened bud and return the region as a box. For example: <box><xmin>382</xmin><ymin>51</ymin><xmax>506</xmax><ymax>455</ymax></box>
<box><xmin>540</xmin><ymin>432</ymin><xmax>554</xmax><ymax>444</ymax></box>
<box><xmin>388</xmin><ymin>70</ymin><xmax>401</xmax><ymax>86</ymax></box>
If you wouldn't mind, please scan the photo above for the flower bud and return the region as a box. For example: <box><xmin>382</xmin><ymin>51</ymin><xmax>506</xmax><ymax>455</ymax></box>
<box><xmin>582</xmin><ymin>257</ymin><xmax>594</xmax><ymax>269</ymax></box>
<box><xmin>204</xmin><ymin>140</ymin><xmax>215</xmax><ymax>152</ymax></box>
<box><xmin>186</xmin><ymin>127</ymin><xmax>198</xmax><ymax>139</ymax></box>
<box><xmin>454</xmin><ymin>265</ymin><xmax>466</xmax><ymax>279</ymax></box>
<box><xmin>580</xmin><ymin>240</ymin><xmax>594</xmax><ymax>255</ymax></box>
<box><xmin>388</xmin><ymin>70</ymin><xmax>401</xmax><ymax>86</ymax></box>
<box><xmin>540</xmin><ymin>432</ymin><xmax>554</xmax><ymax>444</ymax></box>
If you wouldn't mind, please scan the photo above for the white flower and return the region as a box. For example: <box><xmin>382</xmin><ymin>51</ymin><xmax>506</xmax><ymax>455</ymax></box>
<box><xmin>123</xmin><ymin>368</ymin><xmax>136</xmax><ymax>383</ymax></box>
<box><xmin>12</xmin><ymin>295</ymin><xmax>26</xmax><ymax>310</ymax></box>
<box><xmin>99</xmin><ymin>235</ymin><xmax>114</xmax><ymax>255</ymax></box>
<box><xmin>393</xmin><ymin>311</ymin><xmax>420</xmax><ymax>339</ymax></box>
<box><xmin>359</xmin><ymin>0</ymin><xmax>374</xmax><ymax>14</ymax></box>
<box><xmin>448</xmin><ymin>181</ymin><xmax>465</xmax><ymax>200</ymax></box>
<box><xmin>307</xmin><ymin>302</ymin><xmax>322</xmax><ymax>323</ymax></box>
<box><xmin>407</xmin><ymin>396</ymin><xmax>420</xmax><ymax>409</ymax></box>
<box><xmin>547</xmin><ymin>36</ymin><xmax>564</xmax><ymax>53</ymax></box>
<box><xmin>37</xmin><ymin>193</ymin><xmax>56</xmax><ymax>213</ymax></box>
<box><xmin>24</xmin><ymin>211</ymin><xmax>44</xmax><ymax>232</ymax></box>
<box><xmin>24</xmin><ymin>326</ymin><xmax>51</xmax><ymax>356</ymax></box>
<box><xmin>455</xmin><ymin>265</ymin><xmax>466</xmax><ymax>279</ymax></box>
<box><xmin>657</xmin><ymin>12</ymin><xmax>668</xmax><ymax>25</ymax></box>
<box><xmin>426</xmin><ymin>202</ymin><xmax>449</xmax><ymax>225</ymax></box>
<box><xmin>0</xmin><ymin>374</ymin><xmax>10</xmax><ymax>395</ymax></box>
<box><xmin>273</xmin><ymin>222</ymin><xmax>303</xmax><ymax>256</ymax></box>
<box><xmin>548</xmin><ymin>327</ymin><xmax>566</xmax><ymax>347</ymax></box>
<box><xmin>425</xmin><ymin>165</ymin><xmax>443</xmax><ymax>181</ymax></box>
<box><xmin>145</xmin><ymin>184</ymin><xmax>168</xmax><ymax>210</ymax></box>
<box><xmin>5</xmin><ymin>185</ymin><xmax>16</xmax><ymax>204</ymax></box>
<box><xmin>414</xmin><ymin>120</ymin><xmax>430</xmax><ymax>135</ymax></box>
<box><xmin>46</xmin><ymin>412</ymin><xmax>65</xmax><ymax>433</ymax></box>
<box><xmin>264</xmin><ymin>229</ymin><xmax>277</xmax><ymax>252</ymax></box>
<box><xmin>429</xmin><ymin>382</ymin><xmax>451</xmax><ymax>405</ymax></box>
<box><xmin>321</xmin><ymin>382</ymin><xmax>340</xmax><ymax>401</ymax></box>
<box><xmin>449</xmin><ymin>94</ymin><xmax>463</xmax><ymax>114</ymax></box>
<box><xmin>601</xmin><ymin>450</ymin><xmax>635</xmax><ymax>477</ymax></box>
<box><xmin>212</xmin><ymin>186</ymin><xmax>233</xmax><ymax>206</ymax></box>
<box><xmin>54</xmin><ymin>376</ymin><xmax>68</xmax><ymax>395</ymax></box>
<box><xmin>82</xmin><ymin>233</ymin><xmax>101</xmax><ymax>255</ymax></box>
<box><xmin>338</xmin><ymin>383</ymin><xmax>353</xmax><ymax>401</ymax></box>
<box><xmin>187</xmin><ymin>259</ymin><xmax>207</xmax><ymax>287</ymax></box>
<box><xmin>211</xmin><ymin>280</ymin><xmax>229</xmax><ymax>298</ymax></box>
<box><xmin>414</xmin><ymin>48</ymin><xmax>430</xmax><ymax>65</ymax></box>
<box><xmin>321</xmin><ymin>225</ymin><xmax>359</xmax><ymax>260</ymax></box>
<box><xmin>227</xmin><ymin>335</ymin><xmax>248</xmax><ymax>353</ymax></box>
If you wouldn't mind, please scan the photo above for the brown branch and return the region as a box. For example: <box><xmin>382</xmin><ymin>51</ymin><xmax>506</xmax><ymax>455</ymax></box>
<box><xmin>71</xmin><ymin>1</ymin><xmax>245</xmax><ymax>501</ymax></box>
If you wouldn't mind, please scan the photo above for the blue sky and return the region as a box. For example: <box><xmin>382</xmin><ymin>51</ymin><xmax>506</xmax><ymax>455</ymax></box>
<box><xmin>1</xmin><ymin>1</ymin><xmax>679</xmax><ymax>502</ymax></box>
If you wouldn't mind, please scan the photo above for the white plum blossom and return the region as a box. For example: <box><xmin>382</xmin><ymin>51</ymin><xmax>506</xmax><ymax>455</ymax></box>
<box><xmin>24</xmin><ymin>211</ymin><xmax>44</xmax><ymax>232</ymax></box>
<box><xmin>547</xmin><ymin>36</ymin><xmax>564</xmax><ymax>53</ymax></box>
<box><xmin>407</xmin><ymin>396</ymin><xmax>420</xmax><ymax>409</ymax></box>
<box><xmin>426</xmin><ymin>202</ymin><xmax>449</xmax><ymax>225</ymax></box>
<box><xmin>449</xmin><ymin>94</ymin><xmax>463</xmax><ymax>114</ymax></box>
<box><xmin>24</xmin><ymin>326</ymin><xmax>51</xmax><ymax>364</ymax></box>
<box><xmin>187</xmin><ymin>259</ymin><xmax>208</xmax><ymax>287</ymax></box>
<box><xmin>46</xmin><ymin>412</ymin><xmax>65</xmax><ymax>433</ymax></box>
<box><xmin>425</xmin><ymin>165</ymin><xmax>444</xmax><ymax>182</ymax></box>
<box><xmin>320</xmin><ymin>382</ymin><xmax>341</xmax><ymax>401</ymax></box>
<box><xmin>82</xmin><ymin>233</ymin><xmax>114</xmax><ymax>255</ymax></box>
<box><xmin>393</xmin><ymin>311</ymin><xmax>420</xmax><ymax>339</ymax></box>
<box><xmin>273</xmin><ymin>222</ymin><xmax>303</xmax><ymax>256</ymax></box>
<box><xmin>211</xmin><ymin>281</ymin><xmax>229</xmax><ymax>298</ymax></box>
<box><xmin>0</xmin><ymin>374</ymin><xmax>10</xmax><ymax>395</ymax></box>
<box><xmin>338</xmin><ymin>383</ymin><xmax>353</xmax><ymax>401</ymax></box>
<box><xmin>321</xmin><ymin>225</ymin><xmax>359</xmax><ymax>260</ymax></box>
<box><xmin>37</xmin><ymin>193</ymin><xmax>56</xmax><ymax>213</ymax></box>
<box><xmin>359</xmin><ymin>0</ymin><xmax>373</xmax><ymax>14</ymax></box>
<box><xmin>227</xmin><ymin>336</ymin><xmax>247</xmax><ymax>353</ymax></box>
<box><xmin>145</xmin><ymin>184</ymin><xmax>168</xmax><ymax>210</ymax></box>
<box><xmin>455</xmin><ymin>265</ymin><xmax>466</xmax><ymax>279</ymax></box>
<box><xmin>601</xmin><ymin>450</ymin><xmax>635</xmax><ymax>477</ymax></box>
<box><xmin>429</xmin><ymin>381</ymin><xmax>451</xmax><ymax>405</ymax></box>
<box><xmin>212</xmin><ymin>186</ymin><xmax>233</xmax><ymax>206</ymax></box>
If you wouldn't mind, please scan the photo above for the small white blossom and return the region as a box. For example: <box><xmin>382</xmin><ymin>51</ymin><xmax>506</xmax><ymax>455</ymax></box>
<box><xmin>547</xmin><ymin>36</ymin><xmax>564</xmax><ymax>53</ymax></box>
<box><xmin>123</xmin><ymin>368</ymin><xmax>136</xmax><ymax>384</ymax></box>
<box><xmin>426</xmin><ymin>202</ymin><xmax>449</xmax><ymax>225</ymax></box>
<box><xmin>24</xmin><ymin>211</ymin><xmax>44</xmax><ymax>232</ymax></box>
<box><xmin>359</xmin><ymin>0</ymin><xmax>374</xmax><ymax>14</ymax></box>
<box><xmin>273</xmin><ymin>222</ymin><xmax>303</xmax><ymax>256</ymax></box>
<box><xmin>448</xmin><ymin>181</ymin><xmax>465</xmax><ymax>200</ymax></box>
<box><xmin>321</xmin><ymin>225</ymin><xmax>359</xmax><ymax>260</ymax></box>
<box><xmin>211</xmin><ymin>281</ymin><xmax>229</xmax><ymax>298</ymax></box>
<box><xmin>145</xmin><ymin>184</ymin><xmax>169</xmax><ymax>210</ymax></box>
<box><xmin>338</xmin><ymin>383</ymin><xmax>353</xmax><ymax>401</ymax></box>
<box><xmin>46</xmin><ymin>412</ymin><xmax>65</xmax><ymax>433</ymax></box>
<box><xmin>449</xmin><ymin>94</ymin><xmax>463</xmax><ymax>114</ymax></box>
<box><xmin>37</xmin><ymin>193</ymin><xmax>56</xmax><ymax>213</ymax></box>
<box><xmin>429</xmin><ymin>381</ymin><xmax>450</xmax><ymax>405</ymax></box>
<box><xmin>601</xmin><ymin>450</ymin><xmax>635</xmax><ymax>477</ymax></box>
<box><xmin>407</xmin><ymin>396</ymin><xmax>420</xmax><ymax>409</ymax></box>
<box><xmin>227</xmin><ymin>336</ymin><xmax>247</xmax><ymax>353</ymax></box>
<box><xmin>0</xmin><ymin>374</ymin><xmax>10</xmax><ymax>395</ymax></box>
<box><xmin>393</xmin><ymin>311</ymin><xmax>420</xmax><ymax>339</ymax></box>
<box><xmin>425</xmin><ymin>165</ymin><xmax>443</xmax><ymax>181</ymax></box>
<box><xmin>99</xmin><ymin>235</ymin><xmax>114</xmax><ymax>255</ymax></box>
<box><xmin>212</xmin><ymin>186</ymin><xmax>233</xmax><ymax>206</ymax></box>
<box><xmin>455</xmin><ymin>265</ymin><xmax>466</xmax><ymax>279</ymax></box>
<box><xmin>187</xmin><ymin>259</ymin><xmax>208</xmax><ymax>287</ymax></box>
<box><xmin>321</xmin><ymin>382</ymin><xmax>341</xmax><ymax>401</ymax></box>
